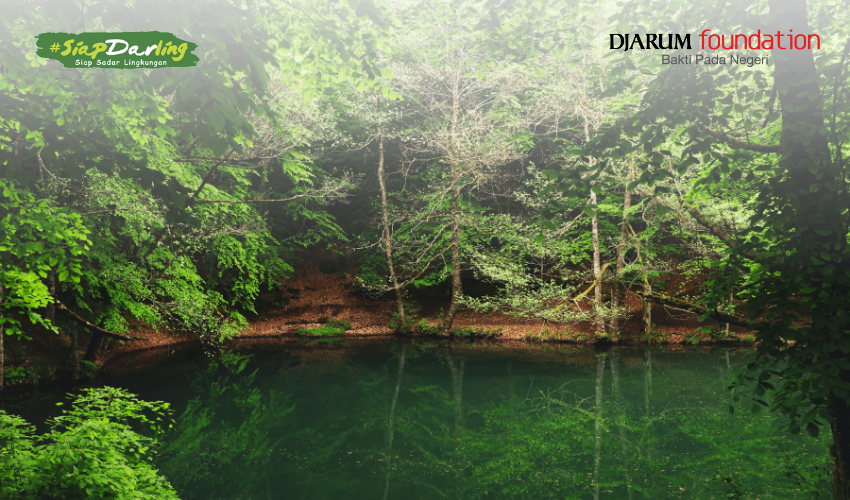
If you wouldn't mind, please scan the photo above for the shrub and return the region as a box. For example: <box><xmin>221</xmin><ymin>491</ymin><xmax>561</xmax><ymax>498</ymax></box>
<box><xmin>0</xmin><ymin>387</ymin><xmax>178</xmax><ymax>499</ymax></box>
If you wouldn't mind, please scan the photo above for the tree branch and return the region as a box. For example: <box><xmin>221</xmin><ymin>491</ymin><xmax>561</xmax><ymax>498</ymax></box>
<box><xmin>654</xmin><ymin>197</ymin><xmax>763</xmax><ymax>261</ymax></box>
<box><xmin>190</xmin><ymin>149</ymin><xmax>235</xmax><ymax>199</ymax></box>
<box><xmin>54</xmin><ymin>299</ymin><xmax>147</xmax><ymax>341</ymax></box>
<box><xmin>703</xmin><ymin>127</ymin><xmax>783</xmax><ymax>153</ymax></box>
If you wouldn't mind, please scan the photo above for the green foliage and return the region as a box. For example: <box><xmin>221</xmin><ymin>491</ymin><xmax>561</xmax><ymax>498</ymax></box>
<box><xmin>158</xmin><ymin>352</ymin><xmax>295</xmax><ymax>498</ymax></box>
<box><xmin>0</xmin><ymin>180</ymin><xmax>90</xmax><ymax>338</ymax></box>
<box><xmin>297</xmin><ymin>317</ymin><xmax>351</xmax><ymax>335</ymax></box>
<box><xmin>297</xmin><ymin>326</ymin><xmax>346</xmax><ymax>336</ymax></box>
<box><xmin>586</xmin><ymin>0</ymin><xmax>850</xmax><ymax>454</ymax></box>
<box><xmin>2</xmin><ymin>366</ymin><xmax>33</xmax><ymax>385</ymax></box>
<box><xmin>0</xmin><ymin>387</ymin><xmax>177</xmax><ymax>499</ymax></box>
<box><xmin>0</xmin><ymin>0</ymin><xmax>390</xmax><ymax>347</ymax></box>
<box><xmin>641</xmin><ymin>329</ymin><xmax>670</xmax><ymax>344</ymax></box>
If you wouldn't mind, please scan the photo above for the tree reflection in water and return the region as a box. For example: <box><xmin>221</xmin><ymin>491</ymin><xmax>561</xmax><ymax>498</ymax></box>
<box><xmin>151</xmin><ymin>341</ymin><xmax>831</xmax><ymax>500</ymax></box>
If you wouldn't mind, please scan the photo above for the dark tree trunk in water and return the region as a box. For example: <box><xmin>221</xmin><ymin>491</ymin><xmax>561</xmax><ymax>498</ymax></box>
<box><xmin>383</xmin><ymin>344</ymin><xmax>406</xmax><ymax>500</ymax></box>
<box><xmin>593</xmin><ymin>353</ymin><xmax>605</xmax><ymax>500</ymax></box>
<box><xmin>446</xmin><ymin>348</ymin><xmax>465</xmax><ymax>437</ymax></box>
<box><xmin>611</xmin><ymin>350</ymin><xmax>634</xmax><ymax>499</ymax></box>
<box><xmin>644</xmin><ymin>350</ymin><xmax>652</xmax><ymax>418</ymax></box>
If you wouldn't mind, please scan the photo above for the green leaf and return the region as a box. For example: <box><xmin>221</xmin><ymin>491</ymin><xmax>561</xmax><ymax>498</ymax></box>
<box><xmin>806</xmin><ymin>422</ymin><xmax>820</xmax><ymax>438</ymax></box>
<box><xmin>208</xmin><ymin>109</ymin><xmax>226</xmax><ymax>133</ymax></box>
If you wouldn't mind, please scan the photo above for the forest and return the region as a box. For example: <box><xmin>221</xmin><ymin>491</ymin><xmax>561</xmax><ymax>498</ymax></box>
<box><xmin>1</xmin><ymin>0</ymin><xmax>850</xmax><ymax>498</ymax></box>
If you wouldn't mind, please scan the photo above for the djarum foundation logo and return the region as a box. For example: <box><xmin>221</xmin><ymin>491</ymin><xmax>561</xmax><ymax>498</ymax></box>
<box><xmin>35</xmin><ymin>31</ymin><xmax>199</xmax><ymax>69</ymax></box>
<box><xmin>609</xmin><ymin>29</ymin><xmax>821</xmax><ymax>67</ymax></box>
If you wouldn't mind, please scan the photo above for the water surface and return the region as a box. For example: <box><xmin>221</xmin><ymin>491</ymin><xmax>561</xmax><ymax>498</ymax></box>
<box><xmin>95</xmin><ymin>339</ymin><xmax>831</xmax><ymax>499</ymax></box>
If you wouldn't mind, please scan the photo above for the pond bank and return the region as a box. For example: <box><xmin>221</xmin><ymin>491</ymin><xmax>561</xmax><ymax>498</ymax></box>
<box><xmin>100</xmin><ymin>256</ymin><xmax>752</xmax><ymax>364</ymax></box>
<box><xmin>2</xmin><ymin>256</ymin><xmax>752</xmax><ymax>398</ymax></box>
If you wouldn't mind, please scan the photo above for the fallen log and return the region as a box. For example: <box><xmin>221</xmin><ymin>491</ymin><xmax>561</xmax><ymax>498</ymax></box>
<box><xmin>633</xmin><ymin>290</ymin><xmax>759</xmax><ymax>330</ymax></box>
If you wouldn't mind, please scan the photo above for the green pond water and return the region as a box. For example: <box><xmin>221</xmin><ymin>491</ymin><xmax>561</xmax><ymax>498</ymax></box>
<box><xmin>10</xmin><ymin>339</ymin><xmax>834</xmax><ymax>499</ymax></box>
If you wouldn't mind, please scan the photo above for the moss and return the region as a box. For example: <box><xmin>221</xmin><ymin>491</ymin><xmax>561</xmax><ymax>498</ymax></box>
<box><xmin>296</xmin><ymin>326</ymin><xmax>346</xmax><ymax>336</ymax></box>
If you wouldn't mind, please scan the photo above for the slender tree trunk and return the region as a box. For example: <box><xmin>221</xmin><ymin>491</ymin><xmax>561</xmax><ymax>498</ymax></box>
<box><xmin>443</xmin><ymin>86</ymin><xmax>463</xmax><ymax>333</ymax></box>
<box><xmin>832</xmin><ymin>393</ymin><xmax>850</xmax><ymax>500</ymax></box>
<box><xmin>45</xmin><ymin>270</ymin><xmax>55</xmax><ymax>323</ymax></box>
<box><xmin>0</xmin><ymin>323</ymin><xmax>4</xmax><ymax>392</ymax></box>
<box><xmin>642</xmin><ymin>286</ymin><xmax>652</xmax><ymax>335</ymax></box>
<box><xmin>593</xmin><ymin>353</ymin><xmax>605</xmax><ymax>500</ymax></box>
<box><xmin>590</xmin><ymin>189</ymin><xmax>603</xmax><ymax>337</ymax></box>
<box><xmin>611</xmin><ymin>350</ymin><xmax>634</xmax><ymax>499</ymax></box>
<box><xmin>379</xmin><ymin>150</ymin><xmax>406</xmax><ymax>327</ymax></box>
<box><xmin>644</xmin><ymin>350</ymin><xmax>652</xmax><ymax>418</ymax></box>
<box><xmin>83</xmin><ymin>329</ymin><xmax>103</xmax><ymax>363</ymax></box>
<box><xmin>383</xmin><ymin>344</ymin><xmax>406</xmax><ymax>500</ymax></box>
<box><xmin>611</xmin><ymin>161</ymin><xmax>634</xmax><ymax>336</ymax></box>
<box><xmin>0</xmin><ymin>285</ymin><xmax>4</xmax><ymax>391</ymax></box>
<box><xmin>446</xmin><ymin>348</ymin><xmax>465</xmax><ymax>437</ymax></box>
<box><xmin>70</xmin><ymin>323</ymin><xmax>80</xmax><ymax>381</ymax></box>
<box><xmin>508</xmin><ymin>361</ymin><xmax>515</xmax><ymax>401</ymax></box>
<box><xmin>376</xmin><ymin>99</ymin><xmax>406</xmax><ymax>329</ymax></box>
<box><xmin>630</xmin><ymin>223</ymin><xmax>653</xmax><ymax>334</ymax></box>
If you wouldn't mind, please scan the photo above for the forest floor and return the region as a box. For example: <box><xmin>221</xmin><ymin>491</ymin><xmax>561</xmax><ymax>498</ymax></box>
<box><xmin>102</xmin><ymin>253</ymin><xmax>751</xmax><ymax>364</ymax></box>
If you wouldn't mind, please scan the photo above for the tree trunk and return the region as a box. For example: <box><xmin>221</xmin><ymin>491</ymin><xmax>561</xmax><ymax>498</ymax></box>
<box><xmin>45</xmin><ymin>270</ymin><xmax>55</xmax><ymax>323</ymax></box>
<box><xmin>831</xmin><ymin>393</ymin><xmax>850</xmax><ymax>500</ymax></box>
<box><xmin>590</xmin><ymin>189</ymin><xmax>604</xmax><ymax>336</ymax></box>
<box><xmin>70</xmin><ymin>323</ymin><xmax>80</xmax><ymax>381</ymax></box>
<box><xmin>0</xmin><ymin>323</ymin><xmax>4</xmax><ymax>391</ymax></box>
<box><xmin>593</xmin><ymin>353</ymin><xmax>605</xmax><ymax>500</ymax></box>
<box><xmin>376</xmin><ymin>115</ymin><xmax>406</xmax><ymax>329</ymax></box>
<box><xmin>443</xmin><ymin>86</ymin><xmax>463</xmax><ymax>333</ymax></box>
<box><xmin>611</xmin><ymin>161</ymin><xmax>634</xmax><ymax>336</ymax></box>
<box><xmin>0</xmin><ymin>284</ymin><xmax>4</xmax><ymax>391</ymax></box>
<box><xmin>630</xmin><ymin>223</ymin><xmax>653</xmax><ymax>334</ymax></box>
<box><xmin>507</xmin><ymin>361</ymin><xmax>515</xmax><ymax>401</ymax></box>
<box><xmin>644</xmin><ymin>350</ymin><xmax>652</xmax><ymax>418</ymax></box>
<box><xmin>383</xmin><ymin>343</ymin><xmax>406</xmax><ymax>500</ymax></box>
<box><xmin>83</xmin><ymin>329</ymin><xmax>103</xmax><ymax>363</ymax></box>
<box><xmin>446</xmin><ymin>348</ymin><xmax>465</xmax><ymax>437</ymax></box>
<box><xmin>642</xmin><ymin>285</ymin><xmax>652</xmax><ymax>334</ymax></box>
<box><xmin>611</xmin><ymin>350</ymin><xmax>634</xmax><ymax>499</ymax></box>
<box><xmin>766</xmin><ymin>1</ymin><xmax>847</xmax><ymax>495</ymax></box>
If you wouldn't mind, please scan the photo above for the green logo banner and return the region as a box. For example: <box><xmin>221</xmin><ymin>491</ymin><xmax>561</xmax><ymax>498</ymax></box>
<box><xmin>35</xmin><ymin>31</ymin><xmax>199</xmax><ymax>69</ymax></box>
